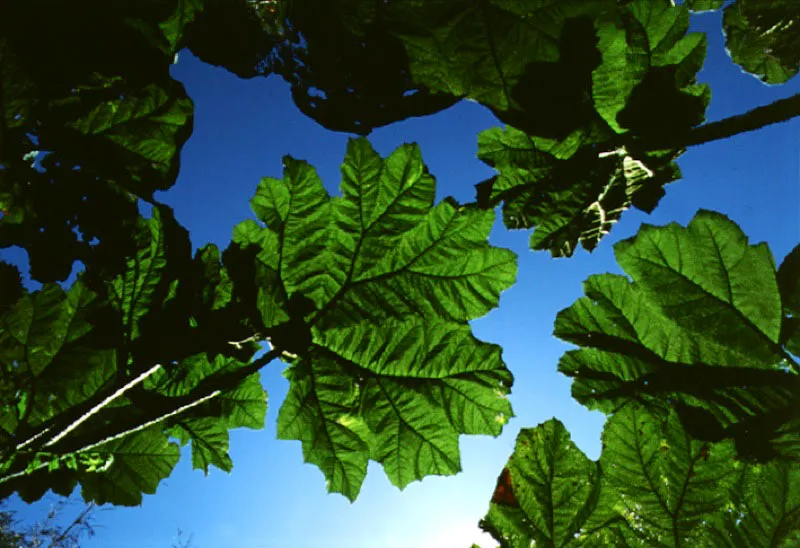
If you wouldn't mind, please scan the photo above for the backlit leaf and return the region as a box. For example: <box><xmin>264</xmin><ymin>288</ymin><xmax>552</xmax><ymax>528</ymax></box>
<box><xmin>555</xmin><ymin>210</ymin><xmax>798</xmax><ymax>459</ymax></box>
<box><xmin>241</xmin><ymin>138</ymin><xmax>516</xmax><ymax>498</ymax></box>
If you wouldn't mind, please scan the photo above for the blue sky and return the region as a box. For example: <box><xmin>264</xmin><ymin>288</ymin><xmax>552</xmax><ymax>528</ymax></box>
<box><xmin>6</xmin><ymin>9</ymin><xmax>800</xmax><ymax>548</ymax></box>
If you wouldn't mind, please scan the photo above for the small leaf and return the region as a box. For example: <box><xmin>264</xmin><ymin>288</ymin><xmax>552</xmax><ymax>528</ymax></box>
<box><xmin>79</xmin><ymin>426</ymin><xmax>180</xmax><ymax>506</ymax></box>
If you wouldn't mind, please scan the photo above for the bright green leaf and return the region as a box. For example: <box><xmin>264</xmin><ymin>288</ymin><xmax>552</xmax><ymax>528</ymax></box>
<box><xmin>555</xmin><ymin>210</ymin><xmax>798</xmax><ymax>459</ymax></box>
<box><xmin>600</xmin><ymin>406</ymin><xmax>740</xmax><ymax>544</ymax></box>
<box><xmin>78</xmin><ymin>426</ymin><xmax>180</xmax><ymax>506</ymax></box>
<box><xmin>480</xmin><ymin>419</ymin><xmax>602</xmax><ymax>547</ymax></box>
<box><xmin>242</xmin><ymin>138</ymin><xmax>516</xmax><ymax>498</ymax></box>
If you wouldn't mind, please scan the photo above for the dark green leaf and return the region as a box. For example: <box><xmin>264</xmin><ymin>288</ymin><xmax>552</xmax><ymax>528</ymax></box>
<box><xmin>723</xmin><ymin>0</ymin><xmax>800</xmax><ymax>84</ymax></box>
<box><xmin>477</xmin><ymin>126</ymin><xmax>682</xmax><ymax>255</ymax></box>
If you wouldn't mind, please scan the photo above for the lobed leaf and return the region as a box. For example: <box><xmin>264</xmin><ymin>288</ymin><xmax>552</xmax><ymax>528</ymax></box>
<box><xmin>235</xmin><ymin>138</ymin><xmax>517</xmax><ymax>499</ymax></box>
<box><xmin>554</xmin><ymin>210</ymin><xmax>800</xmax><ymax>459</ymax></box>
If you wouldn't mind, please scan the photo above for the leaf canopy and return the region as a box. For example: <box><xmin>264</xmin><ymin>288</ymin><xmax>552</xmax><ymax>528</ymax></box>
<box><xmin>0</xmin><ymin>209</ymin><xmax>266</xmax><ymax>505</ymax></box>
<box><xmin>228</xmin><ymin>137</ymin><xmax>517</xmax><ymax>500</ymax></box>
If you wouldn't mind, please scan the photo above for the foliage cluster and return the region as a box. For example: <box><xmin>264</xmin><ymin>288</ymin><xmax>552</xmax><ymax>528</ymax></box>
<box><xmin>0</xmin><ymin>0</ymin><xmax>798</xmax><ymax>545</ymax></box>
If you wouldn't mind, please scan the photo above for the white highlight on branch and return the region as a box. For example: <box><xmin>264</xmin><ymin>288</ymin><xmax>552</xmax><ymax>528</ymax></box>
<box><xmin>41</xmin><ymin>364</ymin><xmax>163</xmax><ymax>449</ymax></box>
<box><xmin>79</xmin><ymin>389</ymin><xmax>222</xmax><ymax>453</ymax></box>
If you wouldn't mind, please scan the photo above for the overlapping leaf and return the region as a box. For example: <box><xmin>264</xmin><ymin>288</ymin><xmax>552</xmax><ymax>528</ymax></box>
<box><xmin>0</xmin><ymin>209</ymin><xmax>266</xmax><ymax>505</ymax></box>
<box><xmin>723</xmin><ymin>0</ymin><xmax>800</xmax><ymax>85</ymax></box>
<box><xmin>554</xmin><ymin>210</ymin><xmax>800</xmax><ymax>459</ymax></box>
<box><xmin>477</xmin><ymin>126</ymin><xmax>681</xmax><ymax>256</ymax></box>
<box><xmin>231</xmin><ymin>138</ymin><xmax>517</xmax><ymax>500</ymax></box>
<box><xmin>472</xmin><ymin>0</ymin><xmax>712</xmax><ymax>255</ymax></box>
<box><xmin>392</xmin><ymin>0</ymin><xmax>613</xmax><ymax>126</ymax></box>
<box><xmin>707</xmin><ymin>461</ymin><xmax>800</xmax><ymax>546</ymax></box>
<box><xmin>477</xmin><ymin>406</ymin><xmax>781</xmax><ymax>547</ymax></box>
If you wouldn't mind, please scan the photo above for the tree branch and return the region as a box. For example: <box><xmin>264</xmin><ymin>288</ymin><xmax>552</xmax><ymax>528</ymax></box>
<box><xmin>51</xmin><ymin>348</ymin><xmax>282</xmax><ymax>455</ymax></box>
<box><xmin>40</xmin><ymin>364</ymin><xmax>162</xmax><ymax>449</ymax></box>
<box><xmin>639</xmin><ymin>92</ymin><xmax>800</xmax><ymax>150</ymax></box>
<box><xmin>0</xmin><ymin>349</ymin><xmax>281</xmax><ymax>485</ymax></box>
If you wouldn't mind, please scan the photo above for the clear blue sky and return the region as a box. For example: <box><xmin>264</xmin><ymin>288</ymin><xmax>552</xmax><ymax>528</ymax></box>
<box><xmin>7</xmin><ymin>10</ymin><xmax>800</xmax><ymax>548</ymax></box>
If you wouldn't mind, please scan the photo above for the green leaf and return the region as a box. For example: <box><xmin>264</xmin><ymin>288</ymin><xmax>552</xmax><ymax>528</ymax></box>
<box><xmin>480</xmin><ymin>419</ymin><xmax>602</xmax><ymax>547</ymax></box>
<box><xmin>171</xmin><ymin>417</ymin><xmax>233</xmax><ymax>474</ymax></box>
<box><xmin>723</xmin><ymin>0</ymin><xmax>800</xmax><ymax>84</ymax></box>
<box><xmin>477</xmin><ymin>126</ymin><xmax>682</xmax><ymax>256</ymax></box>
<box><xmin>241</xmin><ymin>138</ymin><xmax>516</xmax><ymax>498</ymax></box>
<box><xmin>109</xmin><ymin>214</ymin><xmax>168</xmax><ymax>341</ymax></box>
<box><xmin>393</xmin><ymin>0</ymin><xmax>614</xmax><ymax>136</ymax></box>
<box><xmin>707</xmin><ymin>461</ymin><xmax>800</xmax><ymax>546</ymax></box>
<box><xmin>554</xmin><ymin>210</ymin><xmax>798</xmax><ymax>458</ymax></box>
<box><xmin>592</xmin><ymin>1</ymin><xmax>709</xmax><ymax>135</ymax></box>
<box><xmin>58</xmin><ymin>80</ymin><xmax>194</xmax><ymax>190</ymax></box>
<box><xmin>0</xmin><ymin>283</ymin><xmax>97</xmax><ymax>377</ymax></box>
<box><xmin>78</xmin><ymin>426</ymin><xmax>180</xmax><ymax>506</ymax></box>
<box><xmin>600</xmin><ymin>406</ymin><xmax>740</xmax><ymax>544</ymax></box>
<box><xmin>277</xmin><ymin>356</ymin><xmax>370</xmax><ymax>502</ymax></box>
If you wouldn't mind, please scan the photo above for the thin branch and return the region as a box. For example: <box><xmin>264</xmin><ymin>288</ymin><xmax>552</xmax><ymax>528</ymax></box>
<box><xmin>41</xmin><ymin>364</ymin><xmax>162</xmax><ymax>449</ymax></box>
<box><xmin>46</xmin><ymin>348</ymin><xmax>280</xmax><ymax>454</ymax></box>
<box><xmin>51</xmin><ymin>501</ymin><xmax>96</xmax><ymax>546</ymax></box>
<box><xmin>78</xmin><ymin>390</ymin><xmax>221</xmax><ymax>453</ymax></box>
<box><xmin>639</xmin><ymin>92</ymin><xmax>800</xmax><ymax>150</ymax></box>
<box><xmin>0</xmin><ymin>348</ymin><xmax>282</xmax><ymax>486</ymax></box>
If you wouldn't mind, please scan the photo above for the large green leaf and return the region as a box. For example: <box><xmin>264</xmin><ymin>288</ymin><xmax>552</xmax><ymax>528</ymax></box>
<box><xmin>479</xmin><ymin>419</ymin><xmax>603</xmax><ymax>547</ymax></box>
<box><xmin>707</xmin><ymin>461</ymin><xmax>800</xmax><ymax>546</ymax></box>
<box><xmin>723</xmin><ymin>0</ymin><xmax>800</xmax><ymax>84</ymax></box>
<box><xmin>393</xmin><ymin>0</ymin><xmax>611</xmax><ymax>110</ymax></box>
<box><xmin>600</xmin><ymin>406</ymin><xmax>740</xmax><ymax>545</ymax></box>
<box><xmin>554</xmin><ymin>210</ymin><xmax>799</xmax><ymax>459</ymax></box>
<box><xmin>392</xmin><ymin>0</ymin><xmax>615</xmax><ymax>139</ymax></box>
<box><xmin>477</xmin><ymin>406</ymin><xmax>763</xmax><ymax>547</ymax></box>
<box><xmin>233</xmin><ymin>138</ymin><xmax>516</xmax><ymax>499</ymax></box>
<box><xmin>477</xmin><ymin>126</ymin><xmax>682</xmax><ymax>256</ymax></box>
